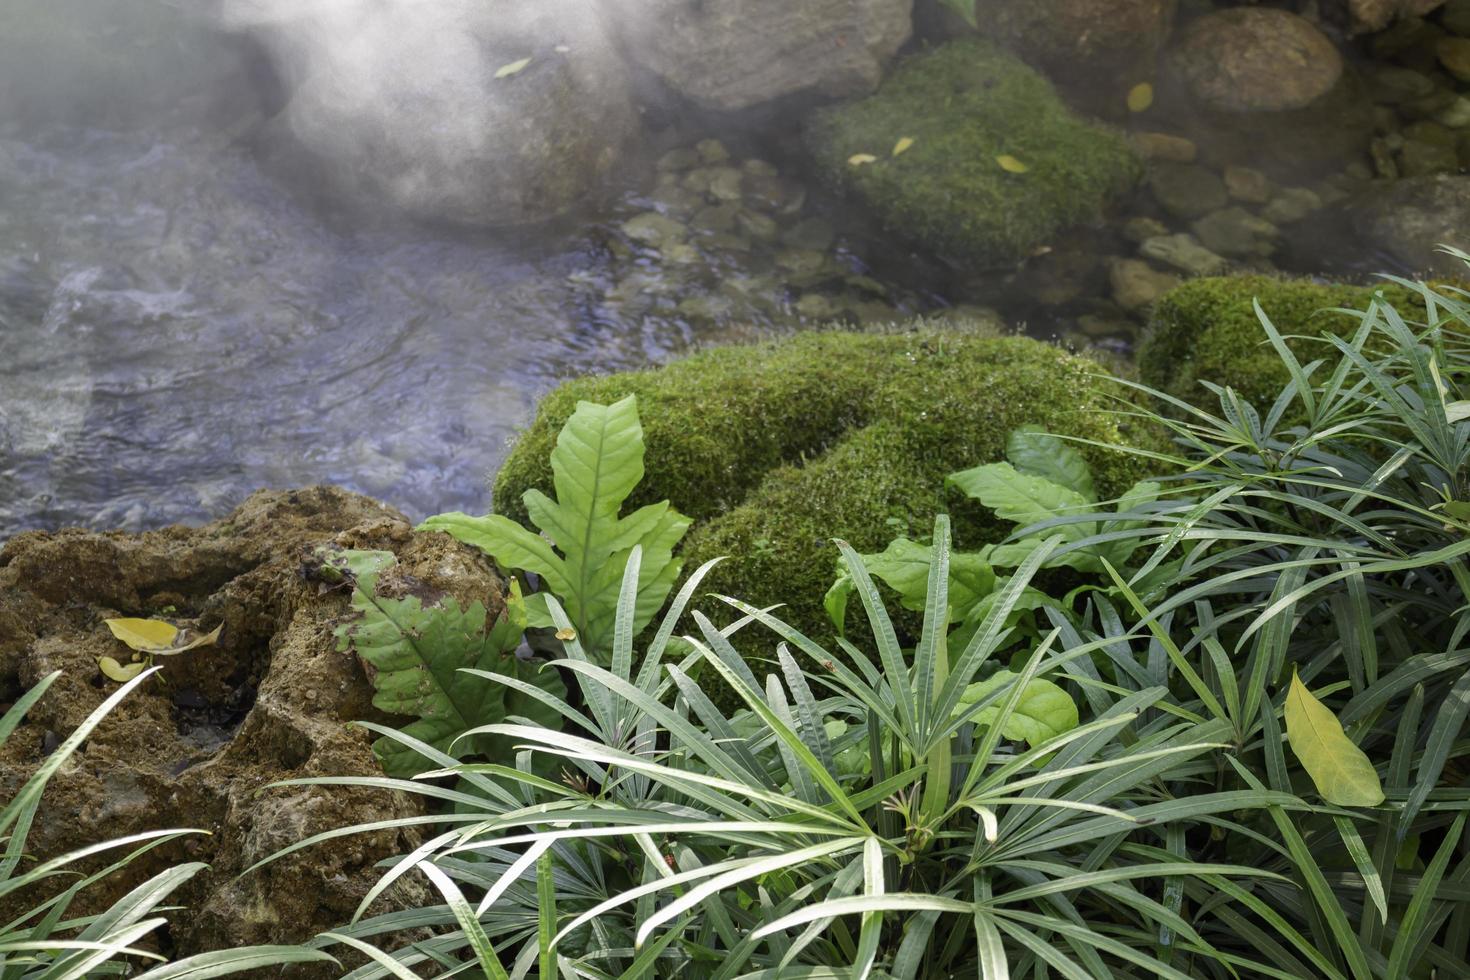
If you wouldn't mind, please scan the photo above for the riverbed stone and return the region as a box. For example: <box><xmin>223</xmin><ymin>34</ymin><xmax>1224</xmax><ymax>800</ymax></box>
<box><xmin>0</xmin><ymin>488</ymin><xmax>527</xmax><ymax>961</ymax></box>
<box><xmin>609</xmin><ymin>0</ymin><xmax>912</xmax><ymax>111</ymax></box>
<box><xmin>1109</xmin><ymin>258</ymin><xmax>1183</xmax><ymax>312</ymax></box>
<box><xmin>1150</xmin><ymin>163</ymin><xmax>1229</xmax><ymax>218</ymax></box>
<box><xmin>1169</xmin><ymin>9</ymin><xmax>1342</xmax><ymax>113</ymax></box>
<box><xmin>1352</xmin><ymin>173</ymin><xmax>1470</xmax><ymax>273</ymax></box>
<box><xmin>1369</xmin><ymin>65</ymin><xmax>1437</xmax><ymax>103</ymax></box>
<box><xmin>1446</xmin><ymin>0</ymin><xmax>1470</xmax><ymax>34</ymax></box>
<box><xmin>1400</xmin><ymin>138</ymin><xmax>1461</xmax><ymax>174</ymax></box>
<box><xmin>1319</xmin><ymin>0</ymin><xmax>1446</xmax><ymax>35</ymax></box>
<box><xmin>1130</xmin><ymin>132</ymin><xmax>1200</xmax><ymax>163</ymax></box>
<box><xmin>1438</xmin><ymin>36</ymin><xmax>1470</xmax><ymax>80</ymax></box>
<box><xmin>1224</xmin><ymin>166</ymin><xmax>1271</xmax><ymax>204</ymax></box>
<box><xmin>623</xmin><ymin>211</ymin><xmax>689</xmax><ymax>246</ymax></box>
<box><xmin>1139</xmin><ymin>233</ymin><xmax>1230</xmax><ymax>276</ymax></box>
<box><xmin>1261</xmin><ymin>187</ymin><xmax>1324</xmax><ymax>225</ymax></box>
<box><xmin>1190</xmin><ymin>207</ymin><xmax>1279</xmax><ymax>258</ymax></box>
<box><xmin>805</xmin><ymin>40</ymin><xmax>1140</xmax><ymax>265</ymax></box>
<box><xmin>262</xmin><ymin>0</ymin><xmax>638</xmax><ymax>227</ymax></box>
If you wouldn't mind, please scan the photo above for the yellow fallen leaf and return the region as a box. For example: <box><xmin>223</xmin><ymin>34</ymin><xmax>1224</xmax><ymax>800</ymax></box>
<box><xmin>1285</xmin><ymin>669</ymin><xmax>1385</xmax><ymax>807</ymax></box>
<box><xmin>848</xmin><ymin>153</ymin><xmax>878</xmax><ymax>167</ymax></box>
<box><xmin>555</xmin><ymin>627</ymin><xmax>577</xmax><ymax>642</ymax></box>
<box><xmin>495</xmin><ymin>57</ymin><xmax>532</xmax><ymax>79</ymax></box>
<box><xmin>153</xmin><ymin>624</ymin><xmax>224</xmax><ymax>656</ymax></box>
<box><xmin>106</xmin><ymin>617</ymin><xmax>178</xmax><ymax>652</ymax></box>
<box><xmin>98</xmin><ymin>656</ymin><xmax>148</xmax><ymax>683</ymax></box>
<box><xmin>892</xmin><ymin>136</ymin><xmax>915</xmax><ymax>157</ymax></box>
<box><xmin>996</xmin><ymin>154</ymin><xmax>1029</xmax><ymax>174</ymax></box>
<box><xmin>1127</xmin><ymin>82</ymin><xmax>1154</xmax><ymax>113</ymax></box>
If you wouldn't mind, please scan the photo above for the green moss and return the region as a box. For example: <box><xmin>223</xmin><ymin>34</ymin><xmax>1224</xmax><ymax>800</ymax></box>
<box><xmin>1138</xmin><ymin>276</ymin><xmax>1440</xmax><ymax>409</ymax></box>
<box><xmin>494</xmin><ymin>327</ymin><xmax>1158</xmax><ymax>654</ymax></box>
<box><xmin>803</xmin><ymin>40</ymin><xmax>1141</xmax><ymax>266</ymax></box>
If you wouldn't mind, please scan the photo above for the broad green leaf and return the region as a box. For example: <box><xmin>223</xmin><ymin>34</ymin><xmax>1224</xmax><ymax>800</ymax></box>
<box><xmin>1006</xmin><ymin>426</ymin><xmax>1095</xmax><ymax>501</ymax></box>
<box><xmin>824</xmin><ymin>538</ymin><xmax>995</xmax><ymax>632</ymax></box>
<box><xmin>335</xmin><ymin>558</ymin><xmax>565</xmax><ymax>776</ymax></box>
<box><xmin>421</xmin><ymin>396</ymin><xmax>689</xmax><ymax>660</ymax></box>
<box><xmin>1284</xmin><ymin>671</ymin><xmax>1384</xmax><ymax>807</ymax></box>
<box><xmin>947</xmin><ymin>463</ymin><xmax>1092</xmax><ymax>540</ymax></box>
<box><xmin>955</xmin><ymin>670</ymin><xmax>1078</xmax><ymax>747</ymax></box>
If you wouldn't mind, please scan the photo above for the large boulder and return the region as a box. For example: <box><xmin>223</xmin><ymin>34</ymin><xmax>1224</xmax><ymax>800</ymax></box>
<box><xmin>492</xmin><ymin>326</ymin><xmax>1158</xmax><ymax>650</ymax></box>
<box><xmin>967</xmin><ymin>0</ymin><xmax>1177</xmax><ymax>101</ymax></box>
<box><xmin>241</xmin><ymin>0</ymin><xmax>639</xmax><ymax>227</ymax></box>
<box><xmin>1351</xmin><ymin>174</ymin><xmax>1470</xmax><ymax>276</ymax></box>
<box><xmin>804</xmin><ymin>40</ymin><xmax>1141</xmax><ymax>266</ymax></box>
<box><xmin>0</xmin><ymin>487</ymin><xmax>511</xmax><ymax>963</ymax></box>
<box><xmin>1161</xmin><ymin>8</ymin><xmax>1371</xmax><ymax>175</ymax></box>
<box><xmin>1138</xmin><ymin>276</ymin><xmax>1445</xmax><ymax>410</ymax></box>
<box><xmin>607</xmin><ymin>0</ymin><xmax>914</xmax><ymax>112</ymax></box>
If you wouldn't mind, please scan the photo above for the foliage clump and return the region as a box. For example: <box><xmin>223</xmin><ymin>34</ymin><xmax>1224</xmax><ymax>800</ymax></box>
<box><xmin>804</xmin><ymin>40</ymin><xmax>1141</xmax><ymax>265</ymax></box>
<box><xmin>494</xmin><ymin>328</ymin><xmax>1158</xmax><ymax>645</ymax></box>
<box><xmin>1138</xmin><ymin>275</ymin><xmax>1441</xmax><ymax>408</ymax></box>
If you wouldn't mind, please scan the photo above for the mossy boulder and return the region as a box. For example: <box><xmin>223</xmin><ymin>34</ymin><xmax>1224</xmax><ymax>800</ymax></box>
<box><xmin>494</xmin><ymin>326</ymin><xmax>1157</xmax><ymax>652</ymax></box>
<box><xmin>804</xmin><ymin>40</ymin><xmax>1142</xmax><ymax>267</ymax></box>
<box><xmin>1138</xmin><ymin>276</ymin><xmax>1439</xmax><ymax>409</ymax></box>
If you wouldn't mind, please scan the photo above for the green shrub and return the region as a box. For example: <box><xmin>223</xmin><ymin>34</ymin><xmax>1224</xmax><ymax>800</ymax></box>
<box><xmin>494</xmin><ymin>328</ymin><xmax>1159</xmax><ymax>648</ymax></box>
<box><xmin>804</xmin><ymin>40</ymin><xmax>1141</xmax><ymax>265</ymax></box>
<box><xmin>1138</xmin><ymin>275</ymin><xmax>1439</xmax><ymax>409</ymax></box>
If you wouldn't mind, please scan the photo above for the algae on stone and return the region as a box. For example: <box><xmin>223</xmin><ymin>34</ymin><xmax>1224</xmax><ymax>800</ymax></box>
<box><xmin>1139</xmin><ymin>276</ymin><xmax>1442</xmax><ymax>409</ymax></box>
<box><xmin>803</xmin><ymin>40</ymin><xmax>1142</xmax><ymax>266</ymax></box>
<box><xmin>494</xmin><ymin>326</ymin><xmax>1156</xmax><ymax>647</ymax></box>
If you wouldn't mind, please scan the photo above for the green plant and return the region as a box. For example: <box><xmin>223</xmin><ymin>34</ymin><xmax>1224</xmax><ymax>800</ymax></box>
<box><xmin>423</xmin><ymin>395</ymin><xmax>690</xmax><ymax>661</ymax></box>
<box><xmin>1</xmin><ymin>670</ymin><xmax>332</xmax><ymax>979</ymax></box>
<box><xmin>270</xmin><ymin>527</ymin><xmax>1300</xmax><ymax>977</ymax></box>
<box><xmin>326</xmin><ymin>548</ymin><xmax>565</xmax><ymax>778</ymax></box>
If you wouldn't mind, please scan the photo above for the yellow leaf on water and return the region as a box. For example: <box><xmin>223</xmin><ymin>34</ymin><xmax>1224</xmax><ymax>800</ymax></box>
<box><xmin>848</xmin><ymin>153</ymin><xmax>878</xmax><ymax>167</ymax></box>
<box><xmin>106</xmin><ymin>617</ymin><xmax>178</xmax><ymax>652</ymax></box>
<box><xmin>1285</xmin><ymin>669</ymin><xmax>1385</xmax><ymax>807</ymax></box>
<box><xmin>98</xmin><ymin>656</ymin><xmax>147</xmax><ymax>683</ymax></box>
<box><xmin>555</xmin><ymin>627</ymin><xmax>577</xmax><ymax>642</ymax></box>
<box><xmin>892</xmin><ymin>136</ymin><xmax>915</xmax><ymax>157</ymax></box>
<box><xmin>1127</xmin><ymin>82</ymin><xmax>1154</xmax><ymax>113</ymax></box>
<box><xmin>995</xmin><ymin>154</ymin><xmax>1029</xmax><ymax>174</ymax></box>
<box><xmin>495</xmin><ymin>57</ymin><xmax>533</xmax><ymax>79</ymax></box>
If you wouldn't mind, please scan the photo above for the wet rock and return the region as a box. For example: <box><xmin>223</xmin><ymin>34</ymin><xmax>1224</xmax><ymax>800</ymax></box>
<box><xmin>707</xmin><ymin>167</ymin><xmax>746</xmax><ymax>203</ymax></box>
<box><xmin>1352</xmin><ymin>173</ymin><xmax>1470</xmax><ymax>273</ymax></box>
<box><xmin>696</xmin><ymin>139</ymin><xmax>731</xmax><ymax>165</ymax></box>
<box><xmin>1261</xmin><ymin>187</ymin><xmax>1324</xmax><ymax>225</ymax></box>
<box><xmin>0</xmin><ymin>488</ymin><xmax>513</xmax><ymax>964</ymax></box>
<box><xmin>1123</xmin><ymin>216</ymin><xmax>1171</xmax><ymax>244</ymax></box>
<box><xmin>1446</xmin><ymin>0</ymin><xmax>1470</xmax><ymax>35</ymax></box>
<box><xmin>1400</xmin><ymin>138</ymin><xmax>1461</xmax><ymax>174</ymax></box>
<box><xmin>1108</xmin><ymin>258</ymin><xmax>1183</xmax><ymax>313</ymax></box>
<box><xmin>1150</xmin><ymin>163</ymin><xmax>1229</xmax><ymax>219</ymax></box>
<box><xmin>1190</xmin><ymin>207</ymin><xmax>1279</xmax><ymax>259</ymax></box>
<box><xmin>262</xmin><ymin>0</ymin><xmax>637</xmax><ymax>227</ymax></box>
<box><xmin>743</xmin><ymin>159</ymin><xmax>780</xmax><ymax>178</ymax></box>
<box><xmin>1369</xmin><ymin>65</ymin><xmax>1437</xmax><ymax>103</ymax></box>
<box><xmin>657</xmin><ymin>147</ymin><xmax>701</xmax><ymax>173</ymax></box>
<box><xmin>690</xmin><ymin>204</ymin><xmax>740</xmax><ymax>234</ymax></box>
<box><xmin>1169</xmin><ymin>9</ymin><xmax>1342</xmax><ymax>113</ymax></box>
<box><xmin>1139</xmin><ymin>233</ymin><xmax>1230</xmax><ymax>276</ymax></box>
<box><xmin>1130</xmin><ymin>132</ymin><xmax>1199</xmax><ymax>163</ymax></box>
<box><xmin>1320</xmin><ymin>0</ymin><xmax>1446</xmax><ymax>35</ymax></box>
<box><xmin>609</xmin><ymin>0</ymin><xmax>913</xmax><ymax>111</ymax></box>
<box><xmin>736</xmin><ymin>210</ymin><xmax>781</xmax><ymax>241</ymax></box>
<box><xmin>1440</xmin><ymin>36</ymin><xmax>1470</xmax><ymax>81</ymax></box>
<box><xmin>963</xmin><ymin>0</ymin><xmax>1177</xmax><ymax>100</ymax></box>
<box><xmin>622</xmin><ymin>211</ymin><xmax>688</xmax><ymax>247</ymax></box>
<box><xmin>1373</xmin><ymin>137</ymin><xmax>1403</xmax><ymax>178</ymax></box>
<box><xmin>1437</xmin><ymin>95</ymin><xmax>1470</xmax><ymax>127</ymax></box>
<box><xmin>784</xmin><ymin>217</ymin><xmax>837</xmax><ymax>252</ymax></box>
<box><xmin>1224</xmin><ymin>166</ymin><xmax>1271</xmax><ymax>204</ymax></box>
<box><xmin>647</xmin><ymin>176</ymin><xmax>705</xmax><ymax>214</ymax></box>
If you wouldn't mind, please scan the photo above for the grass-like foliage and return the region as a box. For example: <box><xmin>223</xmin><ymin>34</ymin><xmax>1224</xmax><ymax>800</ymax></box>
<box><xmin>1</xmin><ymin>670</ymin><xmax>332</xmax><ymax>979</ymax></box>
<box><xmin>422</xmin><ymin>395</ymin><xmax>690</xmax><ymax>662</ymax></box>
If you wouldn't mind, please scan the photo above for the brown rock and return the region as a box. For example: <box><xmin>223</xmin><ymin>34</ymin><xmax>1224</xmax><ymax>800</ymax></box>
<box><xmin>0</xmin><ymin>487</ymin><xmax>512</xmax><ymax>968</ymax></box>
<box><xmin>1438</xmin><ymin>36</ymin><xmax>1470</xmax><ymax>82</ymax></box>
<box><xmin>1224</xmin><ymin>166</ymin><xmax>1272</xmax><ymax>204</ymax></box>
<box><xmin>1320</xmin><ymin>0</ymin><xmax>1445</xmax><ymax>35</ymax></box>
<box><xmin>1129</xmin><ymin>131</ymin><xmax>1199</xmax><ymax>163</ymax></box>
<box><xmin>1170</xmin><ymin>9</ymin><xmax>1343</xmax><ymax>113</ymax></box>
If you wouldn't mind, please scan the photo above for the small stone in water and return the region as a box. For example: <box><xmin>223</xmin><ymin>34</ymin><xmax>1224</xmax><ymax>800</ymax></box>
<box><xmin>1223</xmin><ymin>166</ymin><xmax>1271</xmax><ymax>204</ymax></box>
<box><xmin>1260</xmin><ymin>187</ymin><xmax>1323</xmax><ymax>225</ymax></box>
<box><xmin>707</xmin><ymin>167</ymin><xmax>745</xmax><ymax>203</ymax></box>
<box><xmin>743</xmin><ymin>158</ymin><xmax>779</xmax><ymax>178</ymax></box>
<box><xmin>1191</xmin><ymin>207</ymin><xmax>1279</xmax><ymax>259</ymax></box>
<box><xmin>1436</xmin><ymin>96</ymin><xmax>1470</xmax><ymax>128</ymax></box>
<box><xmin>1128</xmin><ymin>132</ymin><xmax>1198</xmax><ymax>163</ymax></box>
<box><xmin>783</xmin><ymin>217</ymin><xmax>836</xmax><ymax>252</ymax></box>
<box><xmin>1108</xmin><ymin>258</ymin><xmax>1182</xmax><ymax>313</ymax></box>
<box><xmin>691</xmin><ymin>204</ymin><xmax>739</xmax><ymax>234</ymax></box>
<box><xmin>1398</xmin><ymin>139</ymin><xmax>1459</xmax><ymax>176</ymax></box>
<box><xmin>736</xmin><ymin>210</ymin><xmax>780</xmax><ymax>241</ymax></box>
<box><xmin>657</xmin><ymin>147</ymin><xmax>701</xmax><ymax>172</ymax></box>
<box><xmin>1369</xmin><ymin>65</ymin><xmax>1436</xmax><ymax>104</ymax></box>
<box><xmin>696</xmin><ymin>138</ymin><xmax>731</xmax><ymax>164</ymax></box>
<box><xmin>1437</xmin><ymin>37</ymin><xmax>1470</xmax><ymax>82</ymax></box>
<box><xmin>1121</xmin><ymin>216</ymin><xmax>1170</xmax><ymax>244</ymax></box>
<box><xmin>1149</xmin><ymin>163</ymin><xmax>1228</xmax><ymax>219</ymax></box>
<box><xmin>1139</xmin><ymin>233</ymin><xmax>1230</xmax><ymax>277</ymax></box>
<box><xmin>795</xmin><ymin>293</ymin><xmax>838</xmax><ymax>319</ymax></box>
<box><xmin>621</xmin><ymin>212</ymin><xmax>688</xmax><ymax>246</ymax></box>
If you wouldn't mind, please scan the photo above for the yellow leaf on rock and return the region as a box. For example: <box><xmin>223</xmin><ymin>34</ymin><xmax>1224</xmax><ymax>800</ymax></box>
<box><xmin>1285</xmin><ymin>669</ymin><xmax>1385</xmax><ymax>807</ymax></box>
<box><xmin>495</xmin><ymin>57</ymin><xmax>532</xmax><ymax>79</ymax></box>
<box><xmin>1127</xmin><ymin>82</ymin><xmax>1154</xmax><ymax>113</ymax></box>
<box><xmin>555</xmin><ymin>627</ymin><xmax>577</xmax><ymax>641</ymax></box>
<box><xmin>892</xmin><ymin>136</ymin><xmax>915</xmax><ymax>157</ymax></box>
<box><xmin>848</xmin><ymin>153</ymin><xmax>878</xmax><ymax>167</ymax></box>
<box><xmin>98</xmin><ymin>656</ymin><xmax>148</xmax><ymax>683</ymax></box>
<box><xmin>996</xmin><ymin>154</ymin><xmax>1029</xmax><ymax>174</ymax></box>
<box><xmin>106</xmin><ymin>618</ymin><xmax>178</xmax><ymax>652</ymax></box>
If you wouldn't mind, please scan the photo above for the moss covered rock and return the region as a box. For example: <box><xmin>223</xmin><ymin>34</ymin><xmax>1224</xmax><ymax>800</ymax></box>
<box><xmin>804</xmin><ymin>40</ymin><xmax>1142</xmax><ymax>266</ymax></box>
<box><xmin>1138</xmin><ymin>276</ymin><xmax>1438</xmax><ymax>408</ymax></box>
<box><xmin>494</xmin><ymin>326</ymin><xmax>1156</xmax><ymax>650</ymax></box>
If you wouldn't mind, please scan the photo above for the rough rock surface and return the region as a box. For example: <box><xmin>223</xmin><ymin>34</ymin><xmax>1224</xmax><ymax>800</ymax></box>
<box><xmin>250</xmin><ymin>0</ymin><xmax>638</xmax><ymax>226</ymax></box>
<box><xmin>0</xmin><ymin>487</ymin><xmax>509</xmax><ymax>966</ymax></box>
<box><xmin>1353</xmin><ymin>174</ymin><xmax>1470</xmax><ymax>274</ymax></box>
<box><xmin>1169</xmin><ymin>8</ymin><xmax>1343</xmax><ymax>113</ymax></box>
<box><xmin>1320</xmin><ymin>0</ymin><xmax>1445</xmax><ymax>35</ymax></box>
<box><xmin>608</xmin><ymin>0</ymin><xmax>914</xmax><ymax>112</ymax></box>
<box><xmin>969</xmin><ymin>0</ymin><xmax>1176</xmax><ymax>96</ymax></box>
